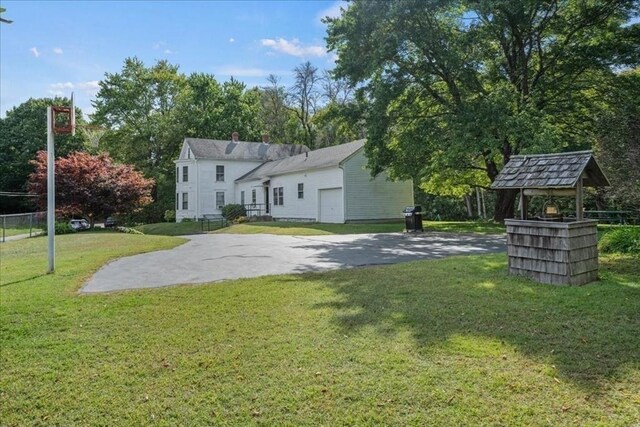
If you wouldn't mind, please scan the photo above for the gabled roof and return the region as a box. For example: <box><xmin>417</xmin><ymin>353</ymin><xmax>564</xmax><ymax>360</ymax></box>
<box><xmin>491</xmin><ymin>150</ymin><xmax>610</xmax><ymax>190</ymax></box>
<box><xmin>236</xmin><ymin>140</ymin><xmax>365</xmax><ymax>182</ymax></box>
<box><xmin>184</xmin><ymin>138</ymin><xmax>309</xmax><ymax>161</ymax></box>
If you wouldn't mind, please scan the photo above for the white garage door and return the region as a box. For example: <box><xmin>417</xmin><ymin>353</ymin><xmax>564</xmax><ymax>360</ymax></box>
<box><xmin>318</xmin><ymin>188</ymin><xmax>344</xmax><ymax>223</ymax></box>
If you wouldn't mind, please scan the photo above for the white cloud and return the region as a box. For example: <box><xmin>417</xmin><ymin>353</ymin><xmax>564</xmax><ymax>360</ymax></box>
<box><xmin>214</xmin><ymin>66</ymin><xmax>271</xmax><ymax>78</ymax></box>
<box><xmin>316</xmin><ymin>1</ymin><xmax>345</xmax><ymax>24</ymax></box>
<box><xmin>29</xmin><ymin>47</ymin><xmax>41</xmax><ymax>57</ymax></box>
<box><xmin>164</xmin><ymin>49</ymin><xmax>174</xmax><ymax>54</ymax></box>
<box><xmin>77</xmin><ymin>81</ymin><xmax>100</xmax><ymax>92</ymax></box>
<box><xmin>50</xmin><ymin>82</ymin><xmax>74</xmax><ymax>90</ymax></box>
<box><xmin>48</xmin><ymin>80</ymin><xmax>100</xmax><ymax>96</ymax></box>
<box><xmin>53</xmin><ymin>47</ymin><xmax>63</xmax><ymax>55</ymax></box>
<box><xmin>229</xmin><ymin>37</ymin><xmax>235</xmax><ymax>43</ymax></box>
<box><xmin>260</xmin><ymin>38</ymin><xmax>326</xmax><ymax>57</ymax></box>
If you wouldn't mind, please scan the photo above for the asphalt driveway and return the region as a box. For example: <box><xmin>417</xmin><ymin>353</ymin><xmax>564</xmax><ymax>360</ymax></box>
<box><xmin>81</xmin><ymin>232</ymin><xmax>506</xmax><ymax>293</ymax></box>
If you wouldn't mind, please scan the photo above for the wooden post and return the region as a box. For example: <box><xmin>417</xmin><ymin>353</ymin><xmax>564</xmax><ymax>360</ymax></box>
<box><xmin>576</xmin><ymin>175</ymin><xmax>584</xmax><ymax>221</ymax></box>
<box><xmin>520</xmin><ymin>189</ymin><xmax>528</xmax><ymax>220</ymax></box>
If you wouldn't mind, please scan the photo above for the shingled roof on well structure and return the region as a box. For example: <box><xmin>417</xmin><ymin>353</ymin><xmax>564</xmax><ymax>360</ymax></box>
<box><xmin>491</xmin><ymin>150</ymin><xmax>610</xmax><ymax>190</ymax></box>
<box><xmin>236</xmin><ymin>140</ymin><xmax>365</xmax><ymax>182</ymax></box>
<box><xmin>185</xmin><ymin>138</ymin><xmax>309</xmax><ymax>162</ymax></box>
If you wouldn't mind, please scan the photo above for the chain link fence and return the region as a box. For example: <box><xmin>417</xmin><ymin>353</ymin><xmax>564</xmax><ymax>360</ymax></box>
<box><xmin>0</xmin><ymin>212</ymin><xmax>46</xmax><ymax>242</ymax></box>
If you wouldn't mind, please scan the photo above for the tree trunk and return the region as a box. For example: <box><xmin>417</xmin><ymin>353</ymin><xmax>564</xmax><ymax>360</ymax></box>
<box><xmin>475</xmin><ymin>187</ymin><xmax>483</xmax><ymax>219</ymax></box>
<box><xmin>464</xmin><ymin>195</ymin><xmax>474</xmax><ymax>218</ymax></box>
<box><xmin>595</xmin><ymin>188</ymin><xmax>607</xmax><ymax>211</ymax></box>
<box><xmin>493</xmin><ymin>189</ymin><xmax>518</xmax><ymax>222</ymax></box>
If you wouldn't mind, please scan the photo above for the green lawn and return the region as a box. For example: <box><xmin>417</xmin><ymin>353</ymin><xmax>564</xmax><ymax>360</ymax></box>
<box><xmin>1</xmin><ymin>227</ymin><xmax>44</xmax><ymax>238</ymax></box>
<box><xmin>218</xmin><ymin>220</ymin><xmax>506</xmax><ymax>235</ymax></box>
<box><xmin>135</xmin><ymin>220</ymin><xmax>225</xmax><ymax>236</ymax></box>
<box><xmin>1</xmin><ymin>233</ymin><xmax>638</xmax><ymax>425</ymax></box>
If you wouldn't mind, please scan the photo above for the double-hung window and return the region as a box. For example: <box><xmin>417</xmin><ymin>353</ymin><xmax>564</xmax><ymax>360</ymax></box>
<box><xmin>216</xmin><ymin>165</ymin><xmax>225</xmax><ymax>182</ymax></box>
<box><xmin>273</xmin><ymin>187</ymin><xmax>284</xmax><ymax>206</ymax></box>
<box><xmin>240</xmin><ymin>190</ymin><xmax>245</xmax><ymax>205</ymax></box>
<box><xmin>251</xmin><ymin>189</ymin><xmax>257</xmax><ymax>204</ymax></box>
<box><xmin>176</xmin><ymin>167</ymin><xmax>179</xmax><ymax>183</ymax></box>
<box><xmin>182</xmin><ymin>166</ymin><xmax>189</xmax><ymax>182</ymax></box>
<box><xmin>297</xmin><ymin>183</ymin><xmax>304</xmax><ymax>199</ymax></box>
<box><xmin>216</xmin><ymin>191</ymin><xmax>225</xmax><ymax>209</ymax></box>
<box><xmin>182</xmin><ymin>192</ymin><xmax>188</xmax><ymax>210</ymax></box>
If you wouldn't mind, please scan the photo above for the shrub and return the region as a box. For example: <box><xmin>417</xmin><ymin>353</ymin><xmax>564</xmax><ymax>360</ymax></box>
<box><xmin>115</xmin><ymin>226</ymin><xmax>144</xmax><ymax>235</ymax></box>
<box><xmin>164</xmin><ymin>210</ymin><xmax>176</xmax><ymax>222</ymax></box>
<box><xmin>234</xmin><ymin>216</ymin><xmax>249</xmax><ymax>224</ymax></box>
<box><xmin>221</xmin><ymin>204</ymin><xmax>246</xmax><ymax>221</ymax></box>
<box><xmin>43</xmin><ymin>221</ymin><xmax>76</xmax><ymax>235</ymax></box>
<box><xmin>599</xmin><ymin>227</ymin><xmax>640</xmax><ymax>255</ymax></box>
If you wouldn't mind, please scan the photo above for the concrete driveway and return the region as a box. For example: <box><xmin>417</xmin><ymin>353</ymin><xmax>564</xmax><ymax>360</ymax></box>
<box><xmin>81</xmin><ymin>232</ymin><xmax>506</xmax><ymax>293</ymax></box>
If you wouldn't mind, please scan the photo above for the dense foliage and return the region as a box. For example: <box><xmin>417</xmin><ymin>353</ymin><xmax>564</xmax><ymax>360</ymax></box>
<box><xmin>326</xmin><ymin>0</ymin><xmax>640</xmax><ymax>220</ymax></box>
<box><xmin>0</xmin><ymin>97</ymin><xmax>85</xmax><ymax>213</ymax></box>
<box><xmin>593</xmin><ymin>69</ymin><xmax>640</xmax><ymax>213</ymax></box>
<box><xmin>28</xmin><ymin>151</ymin><xmax>153</xmax><ymax>226</ymax></box>
<box><xmin>599</xmin><ymin>227</ymin><xmax>640</xmax><ymax>255</ymax></box>
<box><xmin>3</xmin><ymin>7</ymin><xmax>638</xmax><ymax>221</ymax></box>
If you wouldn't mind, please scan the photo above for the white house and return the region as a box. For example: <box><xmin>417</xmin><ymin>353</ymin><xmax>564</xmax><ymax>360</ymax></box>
<box><xmin>175</xmin><ymin>135</ymin><xmax>413</xmax><ymax>223</ymax></box>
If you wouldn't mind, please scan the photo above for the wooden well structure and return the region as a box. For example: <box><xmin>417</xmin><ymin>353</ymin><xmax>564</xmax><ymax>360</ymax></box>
<box><xmin>491</xmin><ymin>151</ymin><xmax>610</xmax><ymax>285</ymax></box>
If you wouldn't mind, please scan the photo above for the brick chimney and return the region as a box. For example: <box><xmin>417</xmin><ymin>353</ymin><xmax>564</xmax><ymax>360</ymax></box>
<box><xmin>261</xmin><ymin>133</ymin><xmax>270</xmax><ymax>144</ymax></box>
<box><xmin>231</xmin><ymin>131</ymin><xmax>240</xmax><ymax>142</ymax></box>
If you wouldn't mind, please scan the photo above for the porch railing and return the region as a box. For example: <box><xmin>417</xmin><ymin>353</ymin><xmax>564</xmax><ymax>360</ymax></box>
<box><xmin>243</xmin><ymin>203</ymin><xmax>271</xmax><ymax>217</ymax></box>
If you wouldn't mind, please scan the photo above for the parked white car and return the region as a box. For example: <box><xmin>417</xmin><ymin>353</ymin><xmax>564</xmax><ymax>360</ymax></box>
<box><xmin>69</xmin><ymin>219</ymin><xmax>90</xmax><ymax>231</ymax></box>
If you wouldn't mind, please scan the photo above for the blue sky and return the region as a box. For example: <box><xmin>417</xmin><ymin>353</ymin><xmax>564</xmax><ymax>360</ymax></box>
<box><xmin>0</xmin><ymin>1</ymin><xmax>345</xmax><ymax>118</ymax></box>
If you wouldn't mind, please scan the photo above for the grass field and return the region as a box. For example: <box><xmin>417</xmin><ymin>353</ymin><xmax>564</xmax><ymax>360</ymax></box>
<box><xmin>1</xmin><ymin>233</ymin><xmax>638</xmax><ymax>425</ymax></box>
<box><xmin>133</xmin><ymin>220</ymin><xmax>507</xmax><ymax>237</ymax></box>
<box><xmin>1</xmin><ymin>227</ymin><xmax>44</xmax><ymax>238</ymax></box>
<box><xmin>218</xmin><ymin>220</ymin><xmax>506</xmax><ymax>235</ymax></box>
<box><xmin>135</xmin><ymin>220</ymin><xmax>225</xmax><ymax>236</ymax></box>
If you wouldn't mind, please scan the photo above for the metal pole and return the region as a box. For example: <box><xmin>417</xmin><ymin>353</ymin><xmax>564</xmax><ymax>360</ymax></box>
<box><xmin>47</xmin><ymin>106</ymin><xmax>55</xmax><ymax>273</ymax></box>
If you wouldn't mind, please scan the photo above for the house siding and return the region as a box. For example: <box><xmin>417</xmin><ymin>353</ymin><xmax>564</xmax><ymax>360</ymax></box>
<box><xmin>342</xmin><ymin>150</ymin><xmax>413</xmax><ymax>221</ymax></box>
<box><xmin>175</xmin><ymin>139</ymin><xmax>264</xmax><ymax>221</ymax></box>
<box><xmin>175</xmin><ymin>158</ymin><xmax>196</xmax><ymax>221</ymax></box>
<box><xmin>174</xmin><ymin>140</ymin><xmax>413</xmax><ymax>224</ymax></box>
<box><xmin>236</xmin><ymin>180</ymin><xmax>270</xmax><ymax>216</ymax></box>
<box><xmin>269</xmin><ymin>167</ymin><xmax>343</xmax><ymax>222</ymax></box>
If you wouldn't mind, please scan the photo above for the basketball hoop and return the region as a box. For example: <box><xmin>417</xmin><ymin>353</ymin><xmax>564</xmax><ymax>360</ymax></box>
<box><xmin>80</xmin><ymin>125</ymin><xmax>107</xmax><ymax>148</ymax></box>
<box><xmin>51</xmin><ymin>92</ymin><xmax>76</xmax><ymax>136</ymax></box>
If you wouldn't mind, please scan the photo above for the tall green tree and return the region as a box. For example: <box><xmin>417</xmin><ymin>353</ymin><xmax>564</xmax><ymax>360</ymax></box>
<box><xmin>177</xmin><ymin>74</ymin><xmax>263</xmax><ymax>141</ymax></box>
<box><xmin>0</xmin><ymin>97</ymin><xmax>85</xmax><ymax>213</ymax></box>
<box><xmin>93</xmin><ymin>57</ymin><xmax>185</xmax><ymax>172</ymax></box>
<box><xmin>314</xmin><ymin>70</ymin><xmax>365</xmax><ymax>148</ymax></box>
<box><xmin>92</xmin><ymin>57</ymin><xmax>186</xmax><ymax>219</ymax></box>
<box><xmin>260</xmin><ymin>74</ymin><xmax>294</xmax><ymax>144</ymax></box>
<box><xmin>594</xmin><ymin>68</ymin><xmax>640</xmax><ymax>213</ymax></box>
<box><xmin>287</xmin><ymin>61</ymin><xmax>321</xmax><ymax>148</ymax></box>
<box><xmin>326</xmin><ymin>0</ymin><xmax>640</xmax><ymax>220</ymax></box>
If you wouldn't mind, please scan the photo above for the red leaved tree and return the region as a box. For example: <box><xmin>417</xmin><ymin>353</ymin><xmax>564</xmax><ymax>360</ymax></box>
<box><xmin>28</xmin><ymin>151</ymin><xmax>154</xmax><ymax>227</ymax></box>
